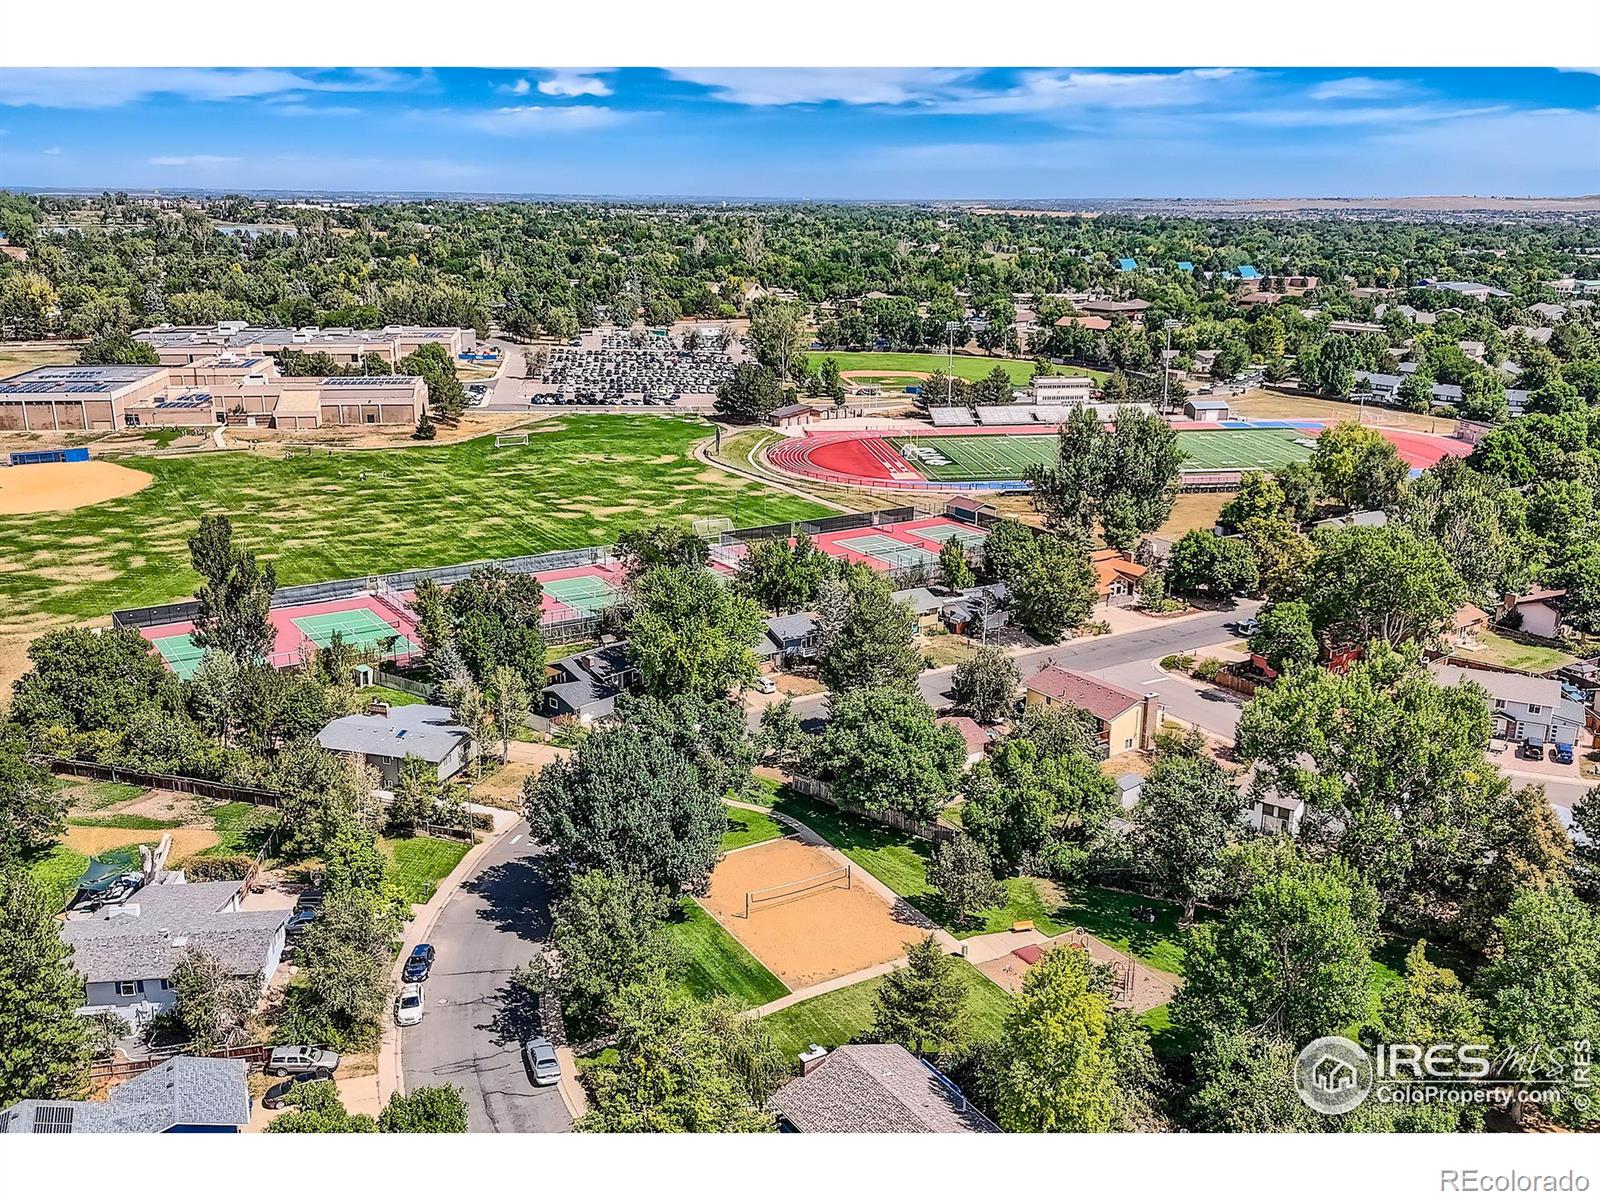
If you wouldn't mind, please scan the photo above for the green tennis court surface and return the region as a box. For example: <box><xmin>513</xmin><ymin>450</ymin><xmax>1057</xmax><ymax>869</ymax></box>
<box><xmin>887</xmin><ymin>428</ymin><xmax>1315</xmax><ymax>483</ymax></box>
<box><xmin>292</xmin><ymin>608</ymin><xmax>418</xmax><ymax>653</ymax></box>
<box><xmin>542</xmin><ymin>574</ymin><xmax>623</xmax><ymax>615</ymax></box>
<box><xmin>833</xmin><ymin>533</ymin><xmax>941</xmax><ymax>566</ymax></box>
<box><xmin>153</xmin><ymin>633</ymin><xmax>205</xmax><ymax>679</ymax></box>
<box><xmin>911</xmin><ymin>521</ymin><xmax>989</xmax><ymax>547</ymax></box>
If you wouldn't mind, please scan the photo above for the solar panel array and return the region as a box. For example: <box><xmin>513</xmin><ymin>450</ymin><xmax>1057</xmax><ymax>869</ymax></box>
<box><xmin>154</xmin><ymin>394</ymin><xmax>213</xmax><ymax>409</ymax></box>
<box><xmin>320</xmin><ymin>376</ymin><xmax>412</xmax><ymax>387</ymax></box>
<box><xmin>32</xmin><ymin>1105</ymin><xmax>75</xmax><ymax>1133</ymax></box>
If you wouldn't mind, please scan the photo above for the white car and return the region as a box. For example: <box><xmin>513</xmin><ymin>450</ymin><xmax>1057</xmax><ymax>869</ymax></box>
<box><xmin>395</xmin><ymin>982</ymin><xmax>425</xmax><ymax>1027</ymax></box>
<box><xmin>754</xmin><ymin>676</ymin><xmax>777</xmax><ymax>695</ymax></box>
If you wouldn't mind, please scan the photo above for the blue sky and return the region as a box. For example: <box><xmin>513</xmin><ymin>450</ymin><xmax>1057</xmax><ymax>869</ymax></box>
<box><xmin>0</xmin><ymin>67</ymin><xmax>1595</xmax><ymax>198</ymax></box>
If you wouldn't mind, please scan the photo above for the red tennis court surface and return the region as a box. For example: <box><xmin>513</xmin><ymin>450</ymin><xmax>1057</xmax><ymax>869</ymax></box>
<box><xmin>767</xmin><ymin>422</ymin><xmax>1472</xmax><ymax>489</ymax></box>
<box><xmin>709</xmin><ymin>515</ymin><xmax>988</xmax><ymax>578</ymax></box>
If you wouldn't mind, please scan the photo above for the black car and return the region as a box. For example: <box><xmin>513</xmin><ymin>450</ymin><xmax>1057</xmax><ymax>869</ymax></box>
<box><xmin>261</xmin><ymin>1071</ymin><xmax>325</xmax><ymax>1109</ymax></box>
<box><xmin>284</xmin><ymin>908</ymin><xmax>317</xmax><ymax>937</ymax></box>
<box><xmin>402</xmin><ymin>944</ymin><xmax>436</xmax><ymax>983</ymax></box>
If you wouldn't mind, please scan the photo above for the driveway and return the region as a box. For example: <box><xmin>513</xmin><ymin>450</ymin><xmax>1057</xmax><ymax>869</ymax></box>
<box><xmin>400</xmin><ymin>821</ymin><xmax>571</xmax><ymax>1132</ymax></box>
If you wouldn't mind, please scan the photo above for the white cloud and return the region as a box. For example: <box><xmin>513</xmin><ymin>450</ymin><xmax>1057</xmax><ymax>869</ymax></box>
<box><xmin>41</xmin><ymin>145</ymin><xmax>61</xmax><ymax>155</ymax></box>
<box><xmin>667</xmin><ymin>68</ymin><xmax>975</xmax><ymax>107</ymax></box>
<box><xmin>464</xmin><ymin>105</ymin><xmax>631</xmax><ymax>135</ymax></box>
<box><xmin>1223</xmin><ymin>103</ymin><xmax>1507</xmax><ymax>128</ymax></box>
<box><xmin>538</xmin><ymin>72</ymin><xmax>611</xmax><ymax>98</ymax></box>
<box><xmin>927</xmin><ymin>68</ymin><xmax>1251</xmax><ymax>115</ymax></box>
<box><xmin>498</xmin><ymin>78</ymin><xmax>533</xmax><ymax>95</ymax></box>
<box><xmin>148</xmin><ymin>154</ymin><xmax>242</xmax><ymax>166</ymax></box>
<box><xmin>0</xmin><ymin>67</ymin><xmax>420</xmax><ymax>109</ymax></box>
<box><xmin>1308</xmin><ymin>76</ymin><xmax>1411</xmax><ymax>101</ymax></box>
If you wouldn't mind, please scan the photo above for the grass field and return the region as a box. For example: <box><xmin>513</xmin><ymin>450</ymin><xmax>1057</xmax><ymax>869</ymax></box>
<box><xmin>819</xmin><ymin>352</ymin><xmax>1105</xmax><ymax>387</ymax></box>
<box><xmin>1465</xmin><ymin>631</ymin><xmax>1577</xmax><ymax>674</ymax></box>
<box><xmin>762</xmin><ymin>956</ymin><xmax>1012</xmax><ymax>1060</ymax></box>
<box><xmin>888</xmin><ymin>426</ymin><xmax>1316</xmax><ymax>484</ymax></box>
<box><xmin>667</xmin><ymin>899</ymin><xmax>790</xmax><ymax>1006</ymax></box>
<box><xmin>27</xmin><ymin>844</ymin><xmax>91</xmax><ymax>913</ymax></box>
<box><xmin>0</xmin><ymin>416</ymin><xmax>827</xmax><ymax>628</ymax></box>
<box><xmin>380</xmin><ymin>835</ymin><xmax>472</xmax><ymax>906</ymax></box>
<box><xmin>722</xmin><ymin>804</ymin><xmax>785</xmax><ymax>852</ymax></box>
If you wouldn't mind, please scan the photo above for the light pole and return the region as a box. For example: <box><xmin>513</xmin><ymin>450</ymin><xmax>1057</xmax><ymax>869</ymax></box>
<box><xmin>1161</xmin><ymin>319</ymin><xmax>1181</xmax><ymax>413</ymax></box>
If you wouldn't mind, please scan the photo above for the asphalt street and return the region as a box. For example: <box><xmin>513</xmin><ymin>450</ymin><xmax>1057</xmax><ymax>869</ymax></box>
<box><xmin>400</xmin><ymin>821</ymin><xmax>571</xmax><ymax>1133</ymax></box>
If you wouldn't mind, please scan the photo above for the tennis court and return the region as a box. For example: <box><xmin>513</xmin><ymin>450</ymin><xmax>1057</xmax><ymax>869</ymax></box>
<box><xmin>292</xmin><ymin>606</ymin><xmax>418</xmax><ymax>653</ymax></box>
<box><xmin>541</xmin><ymin>573</ymin><xmax>624</xmax><ymax>615</ymax></box>
<box><xmin>832</xmin><ymin>532</ymin><xmax>942</xmax><ymax>567</ymax></box>
<box><xmin>152</xmin><ymin>633</ymin><xmax>205</xmax><ymax>679</ymax></box>
<box><xmin>907</xmin><ymin>520</ymin><xmax>989</xmax><ymax>547</ymax></box>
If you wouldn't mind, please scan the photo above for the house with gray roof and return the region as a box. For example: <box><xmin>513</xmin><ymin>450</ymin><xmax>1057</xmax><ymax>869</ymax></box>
<box><xmin>59</xmin><ymin>880</ymin><xmax>287</xmax><ymax>1027</ymax></box>
<box><xmin>540</xmin><ymin>642</ymin><xmax>638</xmax><ymax>724</ymax></box>
<box><xmin>317</xmin><ymin>703</ymin><xmax>471</xmax><ymax>786</ymax></box>
<box><xmin>761</xmin><ymin>612</ymin><xmax>819</xmax><ymax>667</ymax></box>
<box><xmin>1</xmin><ymin>1056</ymin><xmax>251</xmax><ymax>1134</ymax></box>
<box><xmin>1429</xmin><ymin>662</ymin><xmax>1584</xmax><ymax>747</ymax></box>
<box><xmin>770</xmin><ymin>1044</ymin><xmax>998</xmax><ymax>1133</ymax></box>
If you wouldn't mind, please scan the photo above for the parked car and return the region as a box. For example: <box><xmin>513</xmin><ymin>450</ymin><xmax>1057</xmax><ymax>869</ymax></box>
<box><xmin>261</xmin><ymin>1072</ymin><xmax>323</xmax><ymax>1109</ymax></box>
<box><xmin>1230</xmin><ymin>617</ymin><xmax>1261</xmax><ymax>637</ymax></box>
<box><xmin>522</xmin><ymin>1036</ymin><xmax>561</xmax><ymax>1086</ymax></box>
<box><xmin>395</xmin><ymin>982</ymin><xmax>426</xmax><ymax>1027</ymax></box>
<box><xmin>754</xmin><ymin>676</ymin><xmax>777</xmax><ymax>695</ymax></box>
<box><xmin>1553</xmin><ymin>742</ymin><xmax>1575</xmax><ymax>765</ymax></box>
<box><xmin>1521</xmin><ymin>737</ymin><xmax>1546</xmax><ymax>761</ymax></box>
<box><xmin>402</xmin><ymin>944</ymin><xmax>436</xmax><ymax>983</ymax></box>
<box><xmin>284</xmin><ymin>908</ymin><xmax>317</xmax><ymax>936</ymax></box>
<box><xmin>267</xmin><ymin>1045</ymin><xmax>340</xmax><ymax>1078</ymax></box>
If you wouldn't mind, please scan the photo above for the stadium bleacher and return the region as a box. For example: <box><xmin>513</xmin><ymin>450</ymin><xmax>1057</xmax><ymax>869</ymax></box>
<box><xmin>929</xmin><ymin>406</ymin><xmax>979</xmax><ymax>427</ymax></box>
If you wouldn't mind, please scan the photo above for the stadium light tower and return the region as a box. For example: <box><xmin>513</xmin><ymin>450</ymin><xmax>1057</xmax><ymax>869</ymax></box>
<box><xmin>1161</xmin><ymin>318</ymin><xmax>1181</xmax><ymax>413</ymax></box>
<box><xmin>944</xmin><ymin>320</ymin><xmax>963</xmax><ymax>406</ymax></box>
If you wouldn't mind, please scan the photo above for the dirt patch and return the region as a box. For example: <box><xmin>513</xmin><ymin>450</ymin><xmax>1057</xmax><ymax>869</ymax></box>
<box><xmin>700</xmin><ymin>837</ymin><xmax>933</xmax><ymax>989</ymax></box>
<box><xmin>974</xmin><ymin>931</ymin><xmax>1180</xmax><ymax>1013</ymax></box>
<box><xmin>0</xmin><ymin>460</ymin><xmax>153</xmax><ymax>514</ymax></box>
<box><xmin>62</xmin><ymin>825</ymin><xmax>221</xmax><ymax>863</ymax></box>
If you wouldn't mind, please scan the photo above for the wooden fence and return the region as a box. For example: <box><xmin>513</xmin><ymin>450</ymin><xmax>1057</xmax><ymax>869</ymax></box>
<box><xmin>48</xmin><ymin>759</ymin><xmax>282</xmax><ymax>806</ymax></box>
<box><xmin>90</xmin><ymin>1043</ymin><xmax>272</xmax><ymax>1082</ymax></box>
<box><xmin>787</xmin><ymin>775</ymin><xmax>952</xmax><ymax>844</ymax></box>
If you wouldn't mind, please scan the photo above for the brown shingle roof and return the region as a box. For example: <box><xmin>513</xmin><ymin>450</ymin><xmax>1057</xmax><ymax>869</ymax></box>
<box><xmin>770</xmin><ymin>1044</ymin><xmax>999</xmax><ymax>1133</ymax></box>
<box><xmin>1023</xmin><ymin>665</ymin><xmax>1145</xmax><ymax>722</ymax></box>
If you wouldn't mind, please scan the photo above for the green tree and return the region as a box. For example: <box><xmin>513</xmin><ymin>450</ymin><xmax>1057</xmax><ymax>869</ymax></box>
<box><xmin>163</xmin><ymin>946</ymin><xmax>261</xmax><ymax>1054</ymax></box>
<box><xmin>1248</xmin><ymin>600</ymin><xmax>1318</xmax><ymax>672</ymax></box>
<box><xmin>283</xmin><ymin>886</ymin><xmax>402</xmax><ymax>1050</ymax></box>
<box><xmin>1130</xmin><ymin>754</ymin><xmax>1242</xmax><ymax>922</ymax></box>
<box><xmin>1303</xmin><ymin>525</ymin><xmax>1466</xmax><ymax>649</ymax></box>
<box><xmin>961</xmin><ymin>736</ymin><xmax>1117</xmax><ymax>873</ymax></box>
<box><xmin>807</xmin><ymin>687</ymin><xmax>967</xmax><ymax>821</ymax></box>
<box><xmin>815</xmin><ymin>569</ymin><xmax>922</xmax><ymax>695</ymax></box>
<box><xmin>735</xmin><ymin>533</ymin><xmax>829</xmax><ymax>613</ymax></box>
<box><xmin>539</xmin><ymin>870</ymin><xmax>676</xmax><ymax>1041</ymax></box>
<box><xmin>436</xmin><ymin>566</ymin><xmax>546</xmax><ymax>691</ymax></box>
<box><xmin>612</xmin><ymin>692</ymin><xmax>756</xmax><ymax>798</ymax></box>
<box><xmin>77</xmin><ymin>330</ymin><xmax>159</xmax><ymax>366</ymax></box>
<box><xmin>928</xmin><ymin>833</ymin><xmax>1003</xmax><ymax>925</ymax></box>
<box><xmin>0</xmin><ymin>869</ymin><xmax>93</xmax><ymax>1106</ymax></box>
<box><xmin>1006</xmin><ymin>533</ymin><xmax>1098</xmax><ymax>642</ymax></box>
<box><xmin>484</xmin><ymin>664</ymin><xmax>531</xmax><ymax>764</ymax></box>
<box><xmin>265</xmin><ymin>1080</ymin><xmax>379</xmax><ymax>1132</ymax></box>
<box><xmin>376</xmin><ymin>1085</ymin><xmax>469</xmax><ymax>1132</ymax></box>
<box><xmin>1030</xmin><ymin>406</ymin><xmax>1183</xmax><ymax>547</ymax></box>
<box><xmin>613</xmin><ymin>522</ymin><xmax>711</xmax><ymax>573</ymax></box>
<box><xmin>714</xmin><ymin>361</ymin><xmax>784</xmax><ymax>424</ymax></box>
<box><xmin>0</xmin><ymin>726</ymin><xmax>65</xmax><ymax>863</ymax></box>
<box><xmin>10</xmin><ymin>626</ymin><xmax>178</xmax><ymax>734</ymax></box>
<box><xmin>745</xmin><ymin>297</ymin><xmax>808</xmax><ymax>385</ymax></box>
<box><xmin>1165</xmin><ymin>529</ymin><xmax>1259</xmax><ymax>598</ymax></box>
<box><xmin>949</xmin><ymin>645</ymin><xmax>1019</xmax><ymax>724</ymax></box>
<box><xmin>870</xmin><ymin>935</ymin><xmax>970</xmax><ymax>1056</ymax></box>
<box><xmin>187</xmin><ymin>514</ymin><xmax>278</xmax><ymax>666</ymax></box>
<box><xmin>756</xmin><ymin>698</ymin><xmax>811</xmax><ymax>772</ymax></box>
<box><xmin>1172</xmin><ymin>849</ymin><xmax>1377</xmax><ymax>1047</ymax></box>
<box><xmin>988</xmin><ymin>945</ymin><xmax>1157</xmax><ymax>1132</ymax></box>
<box><xmin>525</xmin><ymin>722</ymin><xmax>725</xmax><ymax>895</ymax></box>
<box><xmin>1310</xmin><ymin>422</ymin><xmax>1407</xmax><ymax>512</ymax></box>
<box><xmin>939</xmin><ymin>536</ymin><xmax>976</xmax><ymax>590</ymax></box>
<box><xmin>577</xmin><ymin>974</ymin><xmax>782</xmax><ymax>1132</ymax></box>
<box><xmin>627</xmin><ymin>565</ymin><xmax>766</xmax><ymax>700</ymax></box>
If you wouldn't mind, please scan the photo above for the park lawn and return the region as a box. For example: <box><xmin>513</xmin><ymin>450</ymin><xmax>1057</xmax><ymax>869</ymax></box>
<box><xmin>667</xmin><ymin>899</ymin><xmax>789</xmax><ymax>1007</ymax></box>
<box><xmin>1055</xmin><ymin>886</ymin><xmax>1193</xmax><ymax>976</ymax></box>
<box><xmin>1467</xmin><ymin>631</ymin><xmax>1577</xmax><ymax>674</ymax></box>
<box><xmin>763</xmin><ymin>957</ymin><xmax>1012</xmax><ymax>1061</ymax></box>
<box><xmin>380</xmin><ymin>835</ymin><xmax>472</xmax><ymax>906</ymax></box>
<box><xmin>722</xmin><ymin>804</ymin><xmax>784</xmax><ymax>852</ymax></box>
<box><xmin>769</xmin><ymin>790</ymin><xmax>1069</xmax><ymax>938</ymax></box>
<box><xmin>28</xmin><ymin>844</ymin><xmax>91</xmax><ymax>913</ymax></box>
<box><xmin>66</xmin><ymin>813</ymin><xmax>182</xmax><ymax>830</ymax></box>
<box><xmin>818</xmin><ymin>351</ymin><xmax>1105</xmax><ymax>387</ymax></box>
<box><xmin>0</xmin><ymin>416</ymin><xmax>828</xmax><ymax>627</ymax></box>
<box><xmin>54</xmin><ymin>779</ymin><xmax>145</xmax><ymax>814</ymax></box>
<box><xmin>357</xmin><ymin>685</ymin><xmax>427</xmax><ymax>709</ymax></box>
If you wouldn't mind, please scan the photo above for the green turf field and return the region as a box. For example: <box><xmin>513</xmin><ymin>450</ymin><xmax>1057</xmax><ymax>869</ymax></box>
<box><xmin>0</xmin><ymin>416</ymin><xmax>826</xmax><ymax>628</ymax></box>
<box><xmin>887</xmin><ymin>427</ymin><xmax>1315</xmax><ymax>483</ymax></box>
<box><xmin>819</xmin><ymin>352</ymin><xmax>1106</xmax><ymax>387</ymax></box>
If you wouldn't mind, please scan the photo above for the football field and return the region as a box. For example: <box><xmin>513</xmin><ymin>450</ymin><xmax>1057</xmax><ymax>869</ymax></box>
<box><xmin>886</xmin><ymin>427</ymin><xmax>1315</xmax><ymax>483</ymax></box>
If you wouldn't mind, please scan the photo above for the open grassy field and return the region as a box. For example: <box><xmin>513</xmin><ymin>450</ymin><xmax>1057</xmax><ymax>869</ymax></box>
<box><xmin>0</xmin><ymin>344</ymin><xmax>78</xmax><ymax>377</ymax></box>
<box><xmin>0</xmin><ymin>416</ymin><xmax>827</xmax><ymax>629</ymax></box>
<box><xmin>667</xmin><ymin>899</ymin><xmax>790</xmax><ymax>1007</ymax></box>
<box><xmin>380</xmin><ymin>835</ymin><xmax>471</xmax><ymax>906</ymax></box>
<box><xmin>820</xmin><ymin>351</ymin><xmax>1105</xmax><ymax>386</ymax></box>
<box><xmin>27</xmin><ymin>844</ymin><xmax>91</xmax><ymax>913</ymax></box>
<box><xmin>762</xmin><ymin>956</ymin><xmax>1012</xmax><ymax>1060</ymax></box>
<box><xmin>722</xmin><ymin>804</ymin><xmax>785</xmax><ymax>852</ymax></box>
<box><xmin>1465</xmin><ymin>631</ymin><xmax>1578</xmax><ymax>674</ymax></box>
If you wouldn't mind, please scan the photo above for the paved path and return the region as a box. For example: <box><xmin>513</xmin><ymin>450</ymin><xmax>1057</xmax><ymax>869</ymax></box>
<box><xmin>399</xmin><ymin>821</ymin><xmax>571</xmax><ymax>1132</ymax></box>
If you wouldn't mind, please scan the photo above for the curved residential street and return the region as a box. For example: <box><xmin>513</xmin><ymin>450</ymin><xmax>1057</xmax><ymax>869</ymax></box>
<box><xmin>400</xmin><ymin>821</ymin><xmax>572</xmax><ymax>1133</ymax></box>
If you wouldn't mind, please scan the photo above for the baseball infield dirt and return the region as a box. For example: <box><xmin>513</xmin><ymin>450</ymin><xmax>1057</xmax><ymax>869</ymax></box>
<box><xmin>0</xmin><ymin>461</ymin><xmax>152</xmax><ymax>514</ymax></box>
<box><xmin>701</xmin><ymin>837</ymin><xmax>933</xmax><ymax>989</ymax></box>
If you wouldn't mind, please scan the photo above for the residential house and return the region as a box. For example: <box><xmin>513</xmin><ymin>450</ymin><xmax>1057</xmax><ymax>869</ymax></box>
<box><xmin>1022</xmin><ymin>665</ymin><xmax>1160</xmax><ymax>754</ymax></box>
<box><xmin>540</xmin><ymin>642</ymin><xmax>638</xmax><ymax>724</ymax></box>
<box><xmin>1090</xmin><ymin>548</ymin><xmax>1147</xmax><ymax>607</ymax></box>
<box><xmin>1424</xmin><ymin>280</ymin><xmax>1512</xmax><ymax>301</ymax></box>
<box><xmin>316</xmin><ymin>703</ymin><xmax>472</xmax><ymax>787</ymax></box>
<box><xmin>0</xmin><ymin>1057</ymin><xmax>251</xmax><ymax>1134</ymax></box>
<box><xmin>1054</xmin><ymin>313</ymin><xmax>1112</xmax><ymax>333</ymax></box>
<box><xmin>1430</xmin><ymin>663</ymin><xmax>1584</xmax><ymax>747</ymax></box>
<box><xmin>1237</xmin><ymin>291</ymin><xmax>1281</xmax><ymax>308</ymax></box>
<box><xmin>1329</xmin><ymin>320</ymin><xmax>1387</xmax><ymax>336</ymax></box>
<box><xmin>1312</xmin><ymin>509</ymin><xmax>1389</xmax><ymax>532</ymax></box>
<box><xmin>1078</xmin><ymin>298</ymin><xmax>1150</xmax><ymax>322</ymax></box>
<box><xmin>938</xmin><ymin>715</ymin><xmax>993</xmax><ymax>766</ymax></box>
<box><xmin>940</xmin><ymin>583</ymin><xmax>1009</xmax><ymax>637</ymax></box>
<box><xmin>891</xmin><ymin>586</ymin><xmax>947</xmax><ymax>633</ymax></box>
<box><xmin>770</xmin><ymin>1044</ymin><xmax>998</xmax><ymax>1133</ymax></box>
<box><xmin>761</xmin><ymin>612</ymin><xmax>819</xmax><ymax>668</ymax></box>
<box><xmin>59</xmin><ymin>880</ymin><xmax>287</xmax><ymax>1027</ymax></box>
<box><xmin>1501</xmin><ymin>588</ymin><xmax>1568</xmax><ymax>640</ymax></box>
<box><xmin>1450</xmin><ymin>602</ymin><xmax>1491</xmax><ymax>645</ymax></box>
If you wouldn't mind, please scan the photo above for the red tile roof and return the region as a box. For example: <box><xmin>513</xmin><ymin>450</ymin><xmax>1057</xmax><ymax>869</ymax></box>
<box><xmin>1023</xmin><ymin>666</ymin><xmax>1145</xmax><ymax>722</ymax></box>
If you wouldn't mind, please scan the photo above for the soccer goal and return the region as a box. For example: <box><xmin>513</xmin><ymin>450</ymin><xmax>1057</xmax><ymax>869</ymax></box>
<box><xmin>495</xmin><ymin>432</ymin><xmax>530</xmax><ymax>447</ymax></box>
<box><xmin>692</xmin><ymin>515</ymin><xmax>735</xmax><ymax>539</ymax></box>
<box><xmin>744</xmin><ymin>864</ymin><xmax>852</xmax><ymax>917</ymax></box>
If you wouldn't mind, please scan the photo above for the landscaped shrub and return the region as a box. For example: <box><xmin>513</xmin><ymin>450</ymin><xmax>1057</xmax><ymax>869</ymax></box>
<box><xmin>1159</xmin><ymin>653</ymin><xmax>1196</xmax><ymax>673</ymax></box>
<box><xmin>1192</xmin><ymin>657</ymin><xmax>1224</xmax><ymax>682</ymax></box>
<box><xmin>182</xmin><ymin>854</ymin><xmax>256</xmax><ymax>882</ymax></box>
